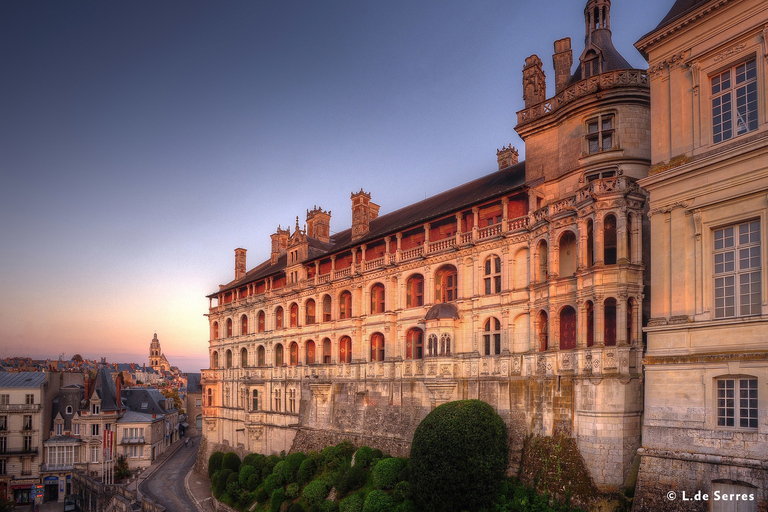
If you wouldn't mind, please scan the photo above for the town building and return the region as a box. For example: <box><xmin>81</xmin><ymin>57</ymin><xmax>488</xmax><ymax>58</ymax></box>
<box><xmin>0</xmin><ymin>372</ymin><xmax>46</xmax><ymax>504</ymax></box>
<box><xmin>632</xmin><ymin>0</ymin><xmax>768</xmax><ymax>509</ymax></box>
<box><xmin>148</xmin><ymin>333</ymin><xmax>171</xmax><ymax>373</ymax></box>
<box><xmin>202</xmin><ymin>0</ymin><xmax>650</xmax><ymax>490</ymax></box>
<box><xmin>185</xmin><ymin>373</ymin><xmax>203</xmax><ymax>437</ymax></box>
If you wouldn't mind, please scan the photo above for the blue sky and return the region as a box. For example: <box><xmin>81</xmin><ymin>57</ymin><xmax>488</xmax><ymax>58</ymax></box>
<box><xmin>0</xmin><ymin>0</ymin><xmax>671</xmax><ymax>372</ymax></box>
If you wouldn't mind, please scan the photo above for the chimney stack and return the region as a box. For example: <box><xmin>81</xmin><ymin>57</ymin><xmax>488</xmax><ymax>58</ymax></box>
<box><xmin>553</xmin><ymin>38</ymin><xmax>573</xmax><ymax>94</ymax></box>
<box><xmin>235</xmin><ymin>248</ymin><xmax>247</xmax><ymax>280</ymax></box>
<box><xmin>270</xmin><ymin>226</ymin><xmax>290</xmax><ymax>265</ymax></box>
<box><xmin>351</xmin><ymin>189</ymin><xmax>380</xmax><ymax>241</ymax></box>
<box><xmin>496</xmin><ymin>145</ymin><xmax>519</xmax><ymax>170</ymax></box>
<box><xmin>306</xmin><ymin>206</ymin><xmax>332</xmax><ymax>244</ymax></box>
<box><xmin>522</xmin><ymin>55</ymin><xmax>546</xmax><ymax>108</ymax></box>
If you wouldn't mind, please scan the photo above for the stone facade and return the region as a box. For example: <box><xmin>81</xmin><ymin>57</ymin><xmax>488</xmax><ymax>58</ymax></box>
<box><xmin>202</xmin><ymin>0</ymin><xmax>650</xmax><ymax>492</ymax></box>
<box><xmin>633</xmin><ymin>0</ymin><xmax>768</xmax><ymax>510</ymax></box>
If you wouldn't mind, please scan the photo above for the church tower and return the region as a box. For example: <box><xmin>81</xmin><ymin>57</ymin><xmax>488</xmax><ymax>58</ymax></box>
<box><xmin>149</xmin><ymin>333</ymin><xmax>162</xmax><ymax>371</ymax></box>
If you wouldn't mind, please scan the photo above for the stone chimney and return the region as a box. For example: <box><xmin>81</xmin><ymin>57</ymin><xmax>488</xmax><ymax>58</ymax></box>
<box><xmin>523</xmin><ymin>55</ymin><xmax>546</xmax><ymax>108</ymax></box>
<box><xmin>234</xmin><ymin>248</ymin><xmax>246</xmax><ymax>280</ymax></box>
<box><xmin>306</xmin><ymin>206</ymin><xmax>331</xmax><ymax>244</ymax></box>
<box><xmin>270</xmin><ymin>226</ymin><xmax>290</xmax><ymax>265</ymax></box>
<box><xmin>553</xmin><ymin>38</ymin><xmax>573</xmax><ymax>94</ymax></box>
<box><xmin>496</xmin><ymin>145</ymin><xmax>519</xmax><ymax>170</ymax></box>
<box><xmin>351</xmin><ymin>189</ymin><xmax>380</xmax><ymax>241</ymax></box>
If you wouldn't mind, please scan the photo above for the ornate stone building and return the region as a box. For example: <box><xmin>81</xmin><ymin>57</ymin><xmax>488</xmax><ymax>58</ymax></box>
<box><xmin>148</xmin><ymin>333</ymin><xmax>170</xmax><ymax>373</ymax></box>
<box><xmin>633</xmin><ymin>0</ymin><xmax>768</xmax><ymax>509</ymax></box>
<box><xmin>202</xmin><ymin>0</ymin><xmax>650</xmax><ymax>490</ymax></box>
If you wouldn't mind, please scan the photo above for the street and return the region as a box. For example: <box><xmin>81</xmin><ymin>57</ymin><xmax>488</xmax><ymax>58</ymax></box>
<box><xmin>140</xmin><ymin>440</ymin><xmax>200</xmax><ymax>512</ymax></box>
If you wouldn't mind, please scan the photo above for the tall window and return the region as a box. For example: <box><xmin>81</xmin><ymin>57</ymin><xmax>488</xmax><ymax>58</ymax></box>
<box><xmin>226</xmin><ymin>319</ymin><xmax>233</xmax><ymax>337</ymax></box>
<box><xmin>585</xmin><ymin>113</ymin><xmax>614</xmax><ymax>154</ymax></box>
<box><xmin>427</xmin><ymin>334</ymin><xmax>438</xmax><ymax>357</ymax></box>
<box><xmin>439</xmin><ymin>334</ymin><xmax>451</xmax><ymax>356</ymax></box>
<box><xmin>211</xmin><ymin>351</ymin><xmax>219</xmax><ymax>369</ymax></box>
<box><xmin>538</xmin><ymin>311</ymin><xmax>549</xmax><ymax>351</ymax></box>
<box><xmin>0</xmin><ymin>437</ymin><xmax>5</xmax><ymax>454</ymax></box>
<box><xmin>275</xmin><ymin>344</ymin><xmax>284</xmax><ymax>366</ymax></box>
<box><xmin>274</xmin><ymin>389</ymin><xmax>281</xmax><ymax>412</ymax></box>
<box><xmin>257</xmin><ymin>346</ymin><xmax>265</xmax><ymax>366</ymax></box>
<box><xmin>370</xmin><ymin>333</ymin><xmax>385</xmax><ymax>362</ymax></box>
<box><xmin>252</xmin><ymin>390</ymin><xmax>258</xmax><ymax>411</ymax></box>
<box><xmin>714</xmin><ymin>220</ymin><xmax>761</xmax><ymax>318</ymax></box>
<box><xmin>213</xmin><ymin>322</ymin><xmax>219</xmax><ymax>339</ymax></box>
<box><xmin>306</xmin><ymin>340</ymin><xmax>316</xmax><ymax>365</ymax></box>
<box><xmin>288</xmin><ymin>389</ymin><xmax>297</xmax><ymax>413</ymax></box>
<box><xmin>305</xmin><ymin>299</ymin><xmax>316</xmax><ymax>325</ymax></box>
<box><xmin>585</xmin><ymin>301</ymin><xmax>595</xmax><ymax>347</ymax></box>
<box><xmin>290</xmin><ymin>303</ymin><xmax>299</xmax><ymax>328</ymax></box>
<box><xmin>559</xmin><ymin>232</ymin><xmax>577</xmax><ymax>276</ymax></box>
<box><xmin>23</xmin><ymin>415</ymin><xmax>32</xmax><ymax>430</ymax></box>
<box><xmin>604</xmin><ymin>215</ymin><xmax>617</xmax><ymax>265</ymax></box>
<box><xmin>406</xmin><ymin>275</ymin><xmax>424</xmax><ymax>307</ymax></box>
<box><xmin>258</xmin><ymin>311</ymin><xmax>265</xmax><ymax>332</ymax></box>
<box><xmin>717</xmin><ymin>378</ymin><xmax>757</xmax><ymax>429</ymax></box>
<box><xmin>406</xmin><ymin>328</ymin><xmax>424</xmax><ymax>359</ymax></box>
<box><xmin>226</xmin><ymin>349</ymin><xmax>233</xmax><ymax>369</ymax></box>
<box><xmin>275</xmin><ymin>307</ymin><xmax>284</xmax><ymax>330</ymax></box>
<box><xmin>435</xmin><ymin>266</ymin><xmax>457</xmax><ymax>303</ymax></box>
<box><xmin>321</xmin><ymin>295</ymin><xmax>332</xmax><ymax>322</ymax></box>
<box><xmin>560</xmin><ymin>306</ymin><xmax>577</xmax><ymax>350</ymax></box>
<box><xmin>370</xmin><ymin>284</ymin><xmax>386</xmax><ymax>314</ymax></box>
<box><xmin>712</xmin><ymin>59</ymin><xmax>757</xmax><ymax>144</ymax></box>
<box><xmin>0</xmin><ymin>416</ymin><xmax>6</xmax><ymax>430</ymax></box>
<box><xmin>240</xmin><ymin>348</ymin><xmax>248</xmax><ymax>368</ymax></box>
<box><xmin>537</xmin><ymin>241</ymin><xmax>548</xmax><ymax>282</ymax></box>
<box><xmin>339</xmin><ymin>336</ymin><xmax>352</xmax><ymax>363</ymax></box>
<box><xmin>241</xmin><ymin>315</ymin><xmax>248</xmax><ymax>335</ymax></box>
<box><xmin>289</xmin><ymin>342</ymin><xmax>299</xmax><ymax>366</ymax></box>
<box><xmin>604</xmin><ymin>298</ymin><xmax>617</xmax><ymax>346</ymax></box>
<box><xmin>207</xmin><ymin>388</ymin><xmax>212</xmax><ymax>406</ymax></box>
<box><xmin>339</xmin><ymin>291</ymin><xmax>352</xmax><ymax>319</ymax></box>
<box><xmin>484</xmin><ymin>318</ymin><xmax>501</xmax><ymax>356</ymax></box>
<box><xmin>485</xmin><ymin>256</ymin><xmax>501</xmax><ymax>294</ymax></box>
<box><xmin>322</xmin><ymin>338</ymin><xmax>332</xmax><ymax>364</ymax></box>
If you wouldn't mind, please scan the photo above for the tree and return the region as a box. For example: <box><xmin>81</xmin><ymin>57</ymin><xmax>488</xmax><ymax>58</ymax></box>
<box><xmin>160</xmin><ymin>387</ymin><xmax>185</xmax><ymax>414</ymax></box>
<box><xmin>71</xmin><ymin>354</ymin><xmax>83</xmax><ymax>362</ymax></box>
<box><xmin>115</xmin><ymin>454</ymin><xmax>131</xmax><ymax>480</ymax></box>
<box><xmin>410</xmin><ymin>400</ymin><xmax>508</xmax><ymax>512</ymax></box>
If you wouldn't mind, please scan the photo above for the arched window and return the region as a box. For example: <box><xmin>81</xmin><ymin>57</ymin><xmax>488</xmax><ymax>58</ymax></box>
<box><xmin>275</xmin><ymin>307</ymin><xmax>284</xmax><ymax>330</ymax></box>
<box><xmin>604</xmin><ymin>214</ymin><xmax>617</xmax><ymax>265</ymax></box>
<box><xmin>370</xmin><ymin>333</ymin><xmax>385</xmax><ymax>362</ymax></box>
<box><xmin>339</xmin><ymin>291</ymin><xmax>352</xmax><ymax>319</ymax></box>
<box><xmin>306</xmin><ymin>340</ymin><xmax>316</xmax><ymax>365</ymax></box>
<box><xmin>322</xmin><ymin>338</ymin><xmax>331</xmax><ymax>364</ymax></box>
<box><xmin>289</xmin><ymin>342</ymin><xmax>299</xmax><ymax>366</ymax></box>
<box><xmin>538</xmin><ymin>311</ymin><xmax>549</xmax><ymax>351</ymax></box>
<box><xmin>339</xmin><ymin>336</ymin><xmax>352</xmax><ymax>363</ymax></box>
<box><xmin>213</xmin><ymin>322</ymin><xmax>219</xmax><ymax>340</ymax></box>
<box><xmin>241</xmin><ymin>315</ymin><xmax>248</xmax><ymax>335</ymax></box>
<box><xmin>290</xmin><ymin>303</ymin><xmax>299</xmax><ymax>328</ymax></box>
<box><xmin>211</xmin><ymin>351</ymin><xmax>219</xmax><ymax>369</ymax></box>
<box><xmin>484</xmin><ymin>318</ymin><xmax>501</xmax><ymax>356</ymax></box>
<box><xmin>226</xmin><ymin>318</ymin><xmax>233</xmax><ymax>337</ymax></box>
<box><xmin>406</xmin><ymin>328</ymin><xmax>424</xmax><ymax>359</ymax></box>
<box><xmin>406</xmin><ymin>274</ymin><xmax>424</xmax><ymax>308</ymax></box>
<box><xmin>427</xmin><ymin>334</ymin><xmax>438</xmax><ymax>357</ymax></box>
<box><xmin>435</xmin><ymin>265</ymin><xmax>457</xmax><ymax>303</ymax></box>
<box><xmin>585</xmin><ymin>301</ymin><xmax>595</xmax><ymax>347</ymax></box>
<box><xmin>583</xmin><ymin>49</ymin><xmax>599</xmax><ymax>79</ymax></box>
<box><xmin>604</xmin><ymin>298</ymin><xmax>617</xmax><ymax>346</ymax></box>
<box><xmin>240</xmin><ymin>347</ymin><xmax>248</xmax><ymax>368</ymax></box>
<box><xmin>258</xmin><ymin>311</ymin><xmax>265</xmax><ymax>333</ymax></box>
<box><xmin>322</xmin><ymin>295</ymin><xmax>332</xmax><ymax>322</ymax></box>
<box><xmin>560</xmin><ymin>306</ymin><xmax>576</xmax><ymax>350</ymax></box>
<box><xmin>257</xmin><ymin>346</ymin><xmax>265</xmax><ymax>366</ymax></box>
<box><xmin>586</xmin><ymin>220</ymin><xmax>594</xmax><ymax>267</ymax></box>
<box><xmin>206</xmin><ymin>388</ymin><xmax>213</xmax><ymax>407</ymax></box>
<box><xmin>305</xmin><ymin>299</ymin><xmax>316</xmax><ymax>325</ymax></box>
<box><xmin>370</xmin><ymin>284</ymin><xmax>386</xmax><ymax>314</ymax></box>
<box><xmin>275</xmin><ymin>344</ymin><xmax>284</xmax><ymax>366</ymax></box>
<box><xmin>559</xmin><ymin>231</ymin><xmax>577</xmax><ymax>276</ymax></box>
<box><xmin>484</xmin><ymin>255</ymin><xmax>501</xmax><ymax>294</ymax></box>
<box><xmin>226</xmin><ymin>349</ymin><xmax>233</xmax><ymax>369</ymax></box>
<box><xmin>626</xmin><ymin>297</ymin><xmax>634</xmax><ymax>345</ymax></box>
<box><xmin>439</xmin><ymin>333</ymin><xmax>451</xmax><ymax>356</ymax></box>
<box><xmin>252</xmin><ymin>390</ymin><xmax>258</xmax><ymax>411</ymax></box>
<box><xmin>537</xmin><ymin>240</ymin><xmax>548</xmax><ymax>282</ymax></box>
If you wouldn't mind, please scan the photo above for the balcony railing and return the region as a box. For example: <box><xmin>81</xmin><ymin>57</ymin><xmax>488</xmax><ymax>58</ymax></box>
<box><xmin>0</xmin><ymin>403</ymin><xmax>40</xmax><ymax>412</ymax></box>
<box><xmin>41</xmin><ymin>463</ymin><xmax>74</xmax><ymax>472</ymax></box>
<box><xmin>120</xmin><ymin>436</ymin><xmax>146</xmax><ymax>445</ymax></box>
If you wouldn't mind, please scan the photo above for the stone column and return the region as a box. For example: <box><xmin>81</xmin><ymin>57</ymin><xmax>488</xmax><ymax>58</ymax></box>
<box><xmin>617</xmin><ymin>211</ymin><xmax>628</xmax><ymax>263</ymax></box>
<box><xmin>472</xmin><ymin>207</ymin><xmax>479</xmax><ymax>242</ymax></box>
<box><xmin>330</xmin><ymin>255</ymin><xmax>336</xmax><ymax>280</ymax></box>
<box><xmin>455</xmin><ymin>212</ymin><xmax>463</xmax><ymax>245</ymax></box>
<box><xmin>384</xmin><ymin>236</ymin><xmax>391</xmax><ymax>265</ymax></box>
<box><xmin>314</xmin><ymin>261</ymin><xmax>320</xmax><ymax>285</ymax></box>
<box><xmin>594</xmin><ymin>214</ymin><xmax>604</xmax><ymax>265</ymax></box>
<box><xmin>360</xmin><ymin>244</ymin><xmax>367</xmax><ymax>272</ymax></box>
<box><xmin>395</xmin><ymin>233</ymin><xmax>402</xmax><ymax>263</ymax></box>
<box><xmin>595</xmin><ymin>295</ymin><xmax>605</xmax><ymax>346</ymax></box>
<box><xmin>617</xmin><ymin>295</ymin><xmax>627</xmax><ymax>345</ymax></box>
<box><xmin>501</xmin><ymin>197</ymin><xmax>509</xmax><ymax>232</ymax></box>
<box><xmin>578</xmin><ymin>218</ymin><xmax>588</xmax><ymax>269</ymax></box>
<box><xmin>423</xmin><ymin>223</ymin><xmax>430</xmax><ymax>256</ymax></box>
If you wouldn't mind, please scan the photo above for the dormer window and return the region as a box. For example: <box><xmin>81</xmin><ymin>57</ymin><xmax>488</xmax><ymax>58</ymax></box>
<box><xmin>711</xmin><ymin>59</ymin><xmax>757</xmax><ymax>144</ymax></box>
<box><xmin>585</xmin><ymin>114</ymin><xmax>615</xmax><ymax>154</ymax></box>
<box><xmin>91</xmin><ymin>404</ymin><xmax>99</xmax><ymax>415</ymax></box>
<box><xmin>583</xmin><ymin>49</ymin><xmax>600</xmax><ymax>78</ymax></box>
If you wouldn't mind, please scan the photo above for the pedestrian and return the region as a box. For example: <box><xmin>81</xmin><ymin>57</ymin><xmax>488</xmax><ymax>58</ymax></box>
<box><xmin>185</xmin><ymin>437</ymin><xmax>189</xmax><ymax>448</ymax></box>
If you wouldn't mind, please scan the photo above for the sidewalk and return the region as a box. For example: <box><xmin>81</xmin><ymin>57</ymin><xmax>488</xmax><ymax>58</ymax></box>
<box><xmin>184</xmin><ymin>440</ymin><xmax>214</xmax><ymax>512</ymax></box>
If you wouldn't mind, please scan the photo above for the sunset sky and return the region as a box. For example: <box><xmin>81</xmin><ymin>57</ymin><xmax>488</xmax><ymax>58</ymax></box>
<box><xmin>0</xmin><ymin>0</ymin><xmax>671</xmax><ymax>373</ymax></box>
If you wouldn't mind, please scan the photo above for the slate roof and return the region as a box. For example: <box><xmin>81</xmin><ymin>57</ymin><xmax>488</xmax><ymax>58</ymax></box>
<box><xmin>118</xmin><ymin>410</ymin><xmax>160</xmax><ymax>424</ymax></box>
<box><xmin>567</xmin><ymin>28</ymin><xmax>635</xmax><ymax>85</ymax></box>
<box><xmin>186</xmin><ymin>373</ymin><xmax>202</xmax><ymax>394</ymax></box>
<box><xmin>0</xmin><ymin>372</ymin><xmax>47</xmax><ymax>388</ymax></box>
<box><xmin>211</xmin><ymin>162</ymin><xmax>526</xmax><ymax>297</ymax></box>
<box><xmin>90</xmin><ymin>365</ymin><xmax>121</xmax><ymax>412</ymax></box>
<box><xmin>121</xmin><ymin>388</ymin><xmax>177</xmax><ymax>416</ymax></box>
<box><xmin>646</xmin><ymin>0</ymin><xmax>712</xmax><ymax>37</ymax></box>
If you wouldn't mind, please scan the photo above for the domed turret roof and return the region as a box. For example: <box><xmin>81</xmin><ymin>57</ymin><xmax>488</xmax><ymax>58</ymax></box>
<box><xmin>425</xmin><ymin>303</ymin><xmax>460</xmax><ymax>321</ymax></box>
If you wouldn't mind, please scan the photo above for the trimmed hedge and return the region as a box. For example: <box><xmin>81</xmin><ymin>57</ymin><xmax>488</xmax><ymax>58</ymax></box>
<box><xmin>336</xmin><ymin>464</ymin><xmax>367</xmax><ymax>496</ymax></box>
<box><xmin>222</xmin><ymin>452</ymin><xmax>241</xmax><ymax>473</ymax></box>
<box><xmin>339</xmin><ymin>492</ymin><xmax>364</xmax><ymax>512</ymax></box>
<box><xmin>297</xmin><ymin>457</ymin><xmax>317</xmax><ymax>485</ymax></box>
<box><xmin>362</xmin><ymin>490</ymin><xmax>395</xmax><ymax>512</ymax></box>
<box><xmin>208</xmin><ymin>451</ymin><xmax>225</xmax><ymax>477</ymax></box>
<box><xmin>372</xmin><ymin>457</ymin><xmax>406</xmax><ymax>489</ymax></box>
<box><xmin>238</xmin><ymin>465</ymin><xmax>256</xmax><ymax>487</ymax></box>
<box><xmin>410</xmin><ymin>399</ymin><xmax>508</xmax><ymax>512</ymax></box>
<box><xmin>215</xmin><ymin>469</ymin><xmax>233</xmax><ymax>497</ymax></box>
<box><xmin>282</xmin><ymin>452</ymin><xmax>307</xmax><ymax>483</ymax></box>
<box><xmin>353</xmin><ymin>446</ymin><xmax>373</xmax><ymax>468</ymax></box>
<box><xmin>302</xmin><ymin>478</ymin><xmax>333</xmax><ymax>507</ymax></box>
<box><xmin>270</xmin><ymin>488</ymin><xmax>286</xmax><ymax>512</ymax></box>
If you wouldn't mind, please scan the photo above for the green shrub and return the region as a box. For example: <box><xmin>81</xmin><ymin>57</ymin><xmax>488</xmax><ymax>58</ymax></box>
<box><xmin>243</xmin><ymin>453</ymin><xmax>259</xmax><ymax>466</ymax></box>
<box><xmin>354</xmin><ymin>446</ymin><xmax>373</xmax><ymax>468</ymax></box>
<box><xmin>270</xmin><ymin>488</ymin><xmax>286</xmax><ymax>512</ymax></box>
<box><xmin>288</xmin><ymin>504</ymin><xmax>305</xmax><ymax>512</ymax></box>
<box><xmin>318</xmin><ymin>500</ymin><xmax>339</xmax><ymax>512</ymax></box>
<box><xmin>297</xmin><ymin>457</ymin><xmax>317</xmax><ymax>485</ymax></box>
<box><xmin>246</xmin><ymin>472</ymin><xmax>261</xmax><ymax>491</ymax></box>
<box><xmin>239</xmin><ymin>465</ymin><xmax>256</xmax><ymax>487</ymax></box>
<box><xmin>285</xmin><ymin>482</ymin><xmax>300</xmax><ymax>499</ymax></box>
<box><xmin>222</xmin><ymin>452</ymin><xmax>241</xmax><ymax>473</ymax></box>
<box><xmin>394</xmin><ymin>500</ymin><xmax>419</xmax><ymax>512</ymax></box>
<box><xmin>370</xmin><ymin>448</ymin><xmax>383</xmax><ymax>460</ymax></box>
<box><xmin>219</xmin><ymin>492</ymin><xmax>233</xmax><ymax>506</ymax></box>
<box><xmin>362</xmin><ymin>490</ymin><xmax>395</xmax><ymax>512</ymax></box>
<box><xmin>393</xmin><ymin>481</ymin><xmax>412</xmax><ymax>503</ymax></box>
<box><xmin>339</xmin><ymin>492</ymin><xmax>364</xmax><ymax>512</ymax></box>
<box><xmin>273</xmin><ymin>461</ymin><xmax>286</xmax><ymax>481</ymax></box>
<box><xmin>301</xmin><ymin>478</ymin><xmax>332</xmax><ymax>507</ymax></box>
<box><xmin>210</xmin><ymin>471</ymin><xmax>220</xmax><ymax>494</ymax></box>
<box><xmin>336</xmin><ymin>464</ymin><xmax>367</xmax><ymax>496</ymax></box>
<box><xmin>215</xmin><ymin>469</ymin><xmax>234</xmax><ymax>497</ymax></box>
<box><xmin>282</xmin><ymin>452</ymin><xmax>307</xmax><ymax>483</ymax></box>
<box><xmin>255</xmin><ymin>487</ymin><xmax>269</xmax><ymax>504</ymax></box>
<box><xmin>372</xmin><ymin>457</ymin><xmax>406</xmax><ymax>489</ymax></box>
<box><xmin>208</xmin><ymin>451</ymin><xmax>225</xmax><ymax>477</ymax></box>
<box><xmin>410</xmin><ymin>399</ymin><xmax>508</xmax><ymax>512</ymax></box>
<box><xmin>263</xmin><ymin>473</ymin><xmax>280</xmax><ymax>495</ymax></box>
<box><xmin>262</xmin><ymin>454</ymin><xmax>280</xmax><ymax>478</ymax></box>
